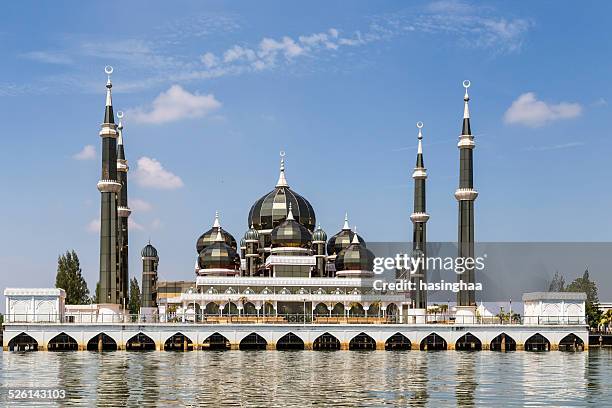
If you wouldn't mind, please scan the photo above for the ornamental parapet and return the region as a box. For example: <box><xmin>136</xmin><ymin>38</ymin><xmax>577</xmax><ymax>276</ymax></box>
<box><xmin>454</xmin><ymin>188</ymin><xmax>478</xmax><ymax>201</ymax></box>
<box><xmin>412</xmin><ymin>168</ymin><xmax>427</xmax><ymax>179</ymax></box>
<box><xmin>410</xmin><ymin>212</ymin><xmax>430</xmax><ymax>223</ymax></box>
<box><xmin>99</xmin><ymin>123</ymin><xmax>118</xmax><ymax>138</ymax></box>
<box><xmin>117</xmin><ymin>159</ymin><xmax>129</xmax><ymax>172</ymax></box>
<box><xmin>118</xmin><ymin>206</ymin><xmax>132</xmax><ymax>217</ymax></box>
<box><xmin>457</xmin><ymin>135</ymin><xmax>475</xmax><ymax>148</ymax></box>
<box><xmin>97</xmin><ymin>179</ymin><xmax>122</xmax><ymax>193</ymax></box>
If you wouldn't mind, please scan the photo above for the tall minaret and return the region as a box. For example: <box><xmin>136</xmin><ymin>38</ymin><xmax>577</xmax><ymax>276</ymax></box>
<box><xmin>455</xmin><ymin>80</ymin><xmax>478</xmax><ymax>313</ymax></box>
<box><xmin>410</xmin><ymin>122</ymin><xmax>429</xmax><ymax>319</ymax></box>
<box><xmin>97</xmin><ymin>66</ymin><xmax>122</xmax><ymax>305</ymax></box>
<box><xmin>116</xmin><ymin>111</ymin><xmax>131</xmax><ymax>308</ymax></box>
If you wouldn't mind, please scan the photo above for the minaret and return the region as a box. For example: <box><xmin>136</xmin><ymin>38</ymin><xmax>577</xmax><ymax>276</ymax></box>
<box><xmin>97</xmin><ymin>66</ymin><xmax>122</xmax><ymax>305</ymax></box>
<box><xmin>455</xmin><ymin>80</ymin><xmax>478</xmax><ymax>315</ymax></box>
<box><xmin>140</xmin><ymin>241</ymin><xmax>159</xmax><ymax>316</ymax></box>
<box><xmin>116</xmin><ymin>111</ymin><xmax>131</xmax><ymax>308</ymax></box>
<box><xmin>312</xmin><ymin>224</ymin><xmax>327</xmax><ymax>277</ymax></box>
<box><xmin>410</xmin><ymin>122</ymin><xmax>429</xmax><ymax>320</ymax></box>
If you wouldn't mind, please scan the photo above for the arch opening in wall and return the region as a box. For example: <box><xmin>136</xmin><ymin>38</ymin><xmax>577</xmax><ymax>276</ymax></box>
<box><xmin>47</xmin><ymin>332</ymin><xmax>78</xmax><ymax>351</ymax></box>
<box><xmin>349</xmin><ymin>332</ymin><xmax>376</xmax><ymax>351</ymax></box>
<box><xmin>126</xmin><ymin>332</ymin><xmax>156</xmax><ymax>351</ymax></box>
<box><xmin>86</xmin><ymin>333</ymin><xmax>117</xmax><ymax>351</ymax></box>
<box><xmin>331</xmin><ymin>303</ymin><xmax>344</xmax><ymax>316</ymax></box>
<box><xmin>8</xmin><ymin>332</ymin><xmax>38</xmax><ymax>352</ymax></box>
<box><xmin>559</xmin><ymin>333</ymin><xmax>584</xmax><ymax>352</ymax></box>
<box><xmin>314</xmin><ymin>303</ymin><xmax>328</xmax><ymax>317</ymax></box>
<box><xmin>524</xmin><ymin>333</ymin><xmax>550</xmax><ymax>352</ymax></box>
<box><xmin>223</xmin><ymin>302</ymin><xmax>239</xmax><ymax>316</ymax></box>
<box><xmin>243</xmin><ymin>302</ymin><xmax>257</xmax><ymax>316</ymax></box>
<box><xmin>204</xmin><ymin>302</ymin><xmax>219</xmax><ymax>315</ymax></box>
<box><xmin>313</xmin><ymin>332</ymin><xmax>341</xmax><ymax>351</ymax></box>
<box><xmin>490</xmin><ymin>333</ymin><xmax>516</xmax><ymax>351</ymax></box>
<box><xmin>349</xmin><ymin>303</ymin><xmax>365</xmax><ymax>317</ymax></box>
<box><xmin>276</xmin><ymin>332</ymin><xmax>305</xmax><ymax>350</ymax></box>
<box><xmin>202</xmin><ymin>332</ymin><xmax>230</xmax><ymax>350</ymax></box>
<box><xmin>239</xmin><ymin>333</ymin><xmax>267</xmax><ymax>350</ymax></box>
<box><xmin>455</xmin><ymin>332</ymin><xmax>482</xmax><ymax>351</ymax></box>
<box><xmin>164</xmin><ymin>332</ymin><xmax>194</xmax><ymax>351</ymax></box>
<box><xmin>385</xmin><ymin>333</ymin><xmax>411</xmax><ymax>351</ymax></box>
<box><xmin>420</xmin><ymin>333</ymin><xmax>447</xmax><ymax>351</ymax></box>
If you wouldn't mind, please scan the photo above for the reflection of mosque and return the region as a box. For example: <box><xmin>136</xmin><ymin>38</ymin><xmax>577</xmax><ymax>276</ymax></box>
<box><xmin>154</xmin><ymin>153</ymin><xmax>406</xmax><ymax>320</ymax></box>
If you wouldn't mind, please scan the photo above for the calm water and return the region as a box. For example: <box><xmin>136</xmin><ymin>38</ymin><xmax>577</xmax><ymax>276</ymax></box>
<box><xmin>1</xmin><ymin>349</ymin><xmax>611</xmax><ymax>407</ymax></box>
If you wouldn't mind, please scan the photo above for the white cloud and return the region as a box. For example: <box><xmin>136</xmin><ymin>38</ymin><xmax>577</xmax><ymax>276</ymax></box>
<box><xmin>86</xmin><ymin>218</ymin><xmax>100</xmax><ymax>233</ymax></box>
<box><xmin>73</xmin><ymin>145</ymin><xmax>96</xmax><ymax>160</ymax></box>
<box><xmin>21</xmin><ymin>51</ymin><xmax>73</xmax><ymax>65</ymax></box>
<box><xmin>128</xmin><ymin>218</ymin><xmax>145</xmax><ymax>231</ymax></box>
<box><xmin>150</xmin><ymin>218</ymin><xmax>162</xmax><ymax>230</ymax></box>
<box><xmin>504</xmin><ymin>92</ymin><xmax>582</xmax><ymax>127</ymax></box>
<box><xmin>133</xmin><ymin>157</ymin><xmax>184</xmax><ymax>189</ymax></box>
<box><xmin>524</xmin><ymin>142</ymin><xmax>584</xmax><ymax>152</ymax></box>
<box><xmin>130</xmin><ymin>198</ymin><xmax>153</xmax><ymax>212</ymax></box>
<box><xmin>200</xmin><ymin>52</ymin><xmax>218</xmax><ymax>68</ymax></box>
<box><xmin>128</xmin><ymin>85</ymin><xmax>222</xmax><ymax>124</ymax></box>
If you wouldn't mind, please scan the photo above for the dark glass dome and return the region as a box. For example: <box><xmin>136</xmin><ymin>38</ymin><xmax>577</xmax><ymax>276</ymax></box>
<box><xmin>271</xmin><ymin>208</ymin><xmax>313</xmax><ymax>248</ymax></box>
<box><xmin>327</xmin><ymin>229</ymin><xmax>365</xmax><ymax>256</ymax></box>
<box><xmin>335</xmin><ymin>241</ymin><xmax>375</xmax><ymax>272</ymax></box>
<box><xmin>198</xmin><ymin>241</ymin><xmax>240</xmax><ymax>270</ymax></box>
<box><xmin>248</xmin><ymin>157</ymin><xmax>315</xmax><ymax>231</ymax></box>
<box><xmin>196</xmin><ymin>213</ymin><xmax>237</xmax><ymax>253</ymax></box>
<box><xmin>312</xmin><ymin>225</ymin><xmax>327</xmax><ymax>242</ymax></box>
<box><xmin>141</xmin><ymin>243</ymin><xmax>158</xmax><ymax>258</ymax></box>
<box><xmin>244</xmin><ymin>226</ymin><xmax>260</xmax><ymax>241</ymax></box>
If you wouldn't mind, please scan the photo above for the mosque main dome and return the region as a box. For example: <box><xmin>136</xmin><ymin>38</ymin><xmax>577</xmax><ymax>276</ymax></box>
<box><xmin>248</xmin><ymin>153</ymin><xmax>316</xmax><ymax>231</ymax></box>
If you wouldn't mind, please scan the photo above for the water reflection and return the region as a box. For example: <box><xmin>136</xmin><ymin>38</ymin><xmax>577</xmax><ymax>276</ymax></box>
<box><xmin>0</xmin><ymin>349</ymin><xmax>610</xmax><ymax>407</ymax></box>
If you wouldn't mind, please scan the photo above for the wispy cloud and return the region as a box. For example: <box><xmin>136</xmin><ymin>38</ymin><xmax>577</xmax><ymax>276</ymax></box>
<box><xmin>127</xmin><ymin>85</ymin><xmax>221</xmax><ymax>124</ymax></box>
<box><xmin>524</xmin><ymin>142</ymin><xmax>584</xmax><ymax>152</ymax></box>
<box><xmin>73</xmin><ymin>145</ymin><xmax>96</xmax><ymax>160</ymax></box>
<box><xmin>86</xmin><ymin>218</ymin><xmax>100</xmax><ymax>233</ymax></box>
<box><xmin>21</xmin><ymin>51</ymin><xmax>73</xmax><ymax>65</ymax></box>
<box><xmin>504</xmin><ymin>92</ymin><xmax>582</xmax><ymax>127</ymax></box>
<box><xmin>133</xmin><ymin>157</ymin><xmax>184</xmax><ymax>189</ymax></box>
<box><xmin>128</xmin><ymin>218</ymin><xmax>145</xmax><ymax>231</ymax></box>
<box><xmin>10</xmin><ymin>3</ymin><xmax>531</xmax><ymax>96</ymax></box>
<box><xmin>130</xmin><ymin>198</ymin><xmax>153</xmax><ymax>212</ymax></box>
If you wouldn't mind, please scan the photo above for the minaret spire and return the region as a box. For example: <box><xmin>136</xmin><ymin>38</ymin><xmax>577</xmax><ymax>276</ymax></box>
<box><xmin>97</xmin><ymin>66</ymin><xmax>123</xmax><ymax>305</ymax></box>
<box><xmin>343</xmin><ymin>212</ymin><xmax>350</xmax><ymax>230</ymax></box>
<box><xmin>455</xmin><ymin>80</ymin><xmax>478</xmax><ymax>313</ymax></box>
<box><xmin>213</xmin><ymin>211</ymin><xmax>221</xmax><ymax>228</ymax></box>
<box><xmin>116</xmin><ymin>110</ymin><xmax>131</xmax><ymax>308</ymax></box>
<box><xmin>276</xmin><ymin>150</ymin><xmax>289</xmax><ymax>187</ymax></box>
<box><xmin>410</xmin><ymin>121</ymin><xmax>429</xmax><ymax>314</ymax></box>
<box><xmin>287</xmin><ymin>203</ymin><xmax>295</xmax><ymax>220</ymax></box>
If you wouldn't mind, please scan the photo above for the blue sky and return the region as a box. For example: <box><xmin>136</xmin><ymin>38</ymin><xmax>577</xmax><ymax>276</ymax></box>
<box><xmin>1</xmin><ymin>0</ymin><xmax>611</xmax><ymax>296</ymax></box>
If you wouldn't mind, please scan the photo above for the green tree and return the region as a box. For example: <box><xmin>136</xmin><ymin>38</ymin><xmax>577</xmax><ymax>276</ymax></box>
<box><xmin>55</xmin><ymin>250</ymin><xmax>90</xmax><ymax>305</ymax></box>
<box><xmin>128</xmin><ymin>277</ymin><xmax>141</xmax><ymax>314</ymax></box>
<box><xmin>92</xmin><ymin>282</ymin><xmax>100</xmax><ymax>304</ymax></box>
<box><xmin>548</xmin><ymin>271</ymin><xmax>565</xmax><ymax>292</ymax></box>
<box><xmin>0</xmin><ymin>313</ymin><xmax>4</xmax><ymax>325</ymax></box>
<box><xmin>566</xmin><ymin>269</ymin><xmax>601</xmax><ymax>328</ymax></box>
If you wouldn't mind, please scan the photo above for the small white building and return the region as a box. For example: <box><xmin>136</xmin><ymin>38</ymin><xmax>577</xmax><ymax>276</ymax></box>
<box><xmin>4</xmin><ymin>288</ymin><xmax>66</xmax><ymax>323</ymax></box>
<box><xmin>523</xmin><ymin>292</ymin><xmax>586</xmax><ymax>325</ymax></box>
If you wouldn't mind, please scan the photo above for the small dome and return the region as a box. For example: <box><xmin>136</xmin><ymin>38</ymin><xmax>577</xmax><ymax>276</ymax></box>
<box><xmin>141</xmin><ymin>243</ymin><xmax>158</xmax><ymax>258</ymax></box>
<box><xmin>271</xmin><ymin>205</ymin><xmax>313</xmax><ymax>248</ymax></box>
<box><xmin>198</xmin><ymin>230</ymin><xmax>240</xmax><ymax>270</ymax></box>
<box><xmin>244</xmin><ymin>225</ymin><xmax>260</xmax><ymax>241</ymax></box>
<box><xmin>327</xmin><ymin>214</ymin><xmax>365</xmax><ymax>256</ymax></box>
<box><xmin>312</xmin><ymin>225</ymin><xmax>327</xmax><ymax>242</ymax></box>
<box><xmin>196</xmin><ymin>212</ymin><xmax>237</xmax><ymax>253</ymax></box>
<box><xmin>335</xmin><ymin>236</ymin><xmax>375</xmax><ymax>272</ymax></box>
